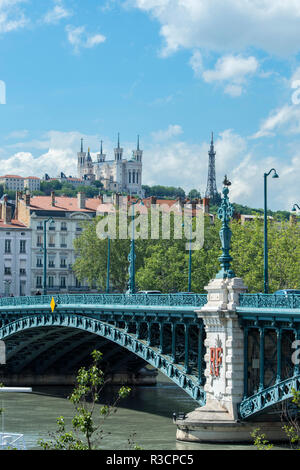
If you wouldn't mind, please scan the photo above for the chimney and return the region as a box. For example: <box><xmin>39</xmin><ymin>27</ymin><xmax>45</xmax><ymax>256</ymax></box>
<box><xmin>150</xmin><ymin>196</ymin><xmax>157</xmax><ymax>206</ymax></box>
<box><xmin>98</xmin><ymin>194</ymin><xmax>103</xmax><ymax>204</ymax></box>
<box><xmin>25</xmin><ymin>189</ymin><xmax>30</xmax><ymax>207</ymax></box>
<box><xmin>113</xmin><ymin>192</ymin><xmax>120</xmax><ymax>208</ymax></box>
<box><xmin>51</xmin><ymin>191</ymin><xmax>55</xmax><ymax>207</ymax></box>
<box><xmin>77</xmin><ymin>192</ymin><xmax>86</xmax><ymax>209</ymax></box>
<box><xmin>3</xmin><ymin>195</ymin><xmax>12</xmax><ymax>224</ymax></box>
<box><xmin>202</xmin><ymin>197</ymin><xmax>210</xmax><ymax>214</ymax></box>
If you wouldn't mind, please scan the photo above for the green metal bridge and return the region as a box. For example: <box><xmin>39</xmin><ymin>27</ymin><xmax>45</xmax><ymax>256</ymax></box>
<box><xmin>0</xmin><ymin>292</ymin><xmax>300</xmax><ymax>420</ymax></box>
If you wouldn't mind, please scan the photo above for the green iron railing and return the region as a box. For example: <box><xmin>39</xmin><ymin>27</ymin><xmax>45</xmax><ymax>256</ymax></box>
<box><xmin>239</xmin><ymin>293</ymin><xmax>300</xmax><ymax>309</ymax></box>
<box><xmin>0</xmin><ymin>293</ymin><xmax>208</xmax><ymax>309</ymax></box>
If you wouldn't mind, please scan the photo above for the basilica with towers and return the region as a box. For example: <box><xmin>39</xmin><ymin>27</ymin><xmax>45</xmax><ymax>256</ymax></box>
<box><xmin>77</xmin><ymin>134</ymin><xmax>144</xmax><ymax>196</ymax></box>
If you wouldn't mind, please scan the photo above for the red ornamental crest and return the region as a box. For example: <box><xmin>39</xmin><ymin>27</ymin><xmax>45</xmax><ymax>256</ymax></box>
<box><xmin>210</xmin><ymin>346</ymin><xmax>223</xmax><ymax>377</ymax></box>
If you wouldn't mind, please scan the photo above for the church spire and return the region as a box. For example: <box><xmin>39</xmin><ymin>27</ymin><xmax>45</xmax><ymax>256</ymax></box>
<box><xmin>80</xmin><ymin>138</ymin><xmax>83</xmax><ymax>153</ymax></box>
<box><xmin>100</xmin><ymin>140</ymin><xmax>103</xmax><ymax>155</ymax></box>
<box><xmin>137</xmin><ymin>134</ymin><xmax>140</xmax><ymax>151</ymax></box>
<box><xmin>114</xmin><ymin>133</ymin><xmax>123</xmax><ymax>161</ymax></box>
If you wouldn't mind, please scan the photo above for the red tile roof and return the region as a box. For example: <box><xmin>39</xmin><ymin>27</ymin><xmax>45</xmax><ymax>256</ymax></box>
<box><xmin>0</xmin><ymin>175</ymin><xmax>24</xmax><ymax>179</ymax></box>
<box><xmin>0</xmin><ymin>219</ymin><xmax>27</xmax><ymax>228</ymax></box>
<box><xmin>29</xmin><ymin>196</ymin><xmax>100</xmax><ymax>212</ymax></box>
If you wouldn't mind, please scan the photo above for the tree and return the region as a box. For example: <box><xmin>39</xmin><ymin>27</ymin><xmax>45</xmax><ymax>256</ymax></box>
<box><xmin>38</xmin><ymin>350</ymin><xmax>131</xmax><ymax>450</ymax></box>
<box><xmin>73</xmin><ymin>215</ymin><xmax>146</xmax><ymax>292</ymax></box>
<box><xmin>252</xmin><ymin>388</ymin><xmax>300</xmax><ymax>450</ymax></box>
<box><xmin>188</xmin><ymin>189</ymin><xmax>201</xmax><ymax>200</ymax></box>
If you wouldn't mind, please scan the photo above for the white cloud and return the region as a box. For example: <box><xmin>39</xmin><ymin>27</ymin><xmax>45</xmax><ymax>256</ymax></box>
<box><xmin>253</xmin><ymin>67</ymin><xmax>300</xmax><ymax>138</ymax></box>
<box><xmin>129</xmin><ymin>0</ymin><xmax>300</xmax><ymax>57</ymax></box>
<box><xmin>1</xmin><ymin>128</ymin><xmax>298</xmax><ymax>210</ymax></box>
<box><xmin>151</xmin><ymin>124</ymin><xmax>183</xmax><ymax>141</ymax></box>
<box><xmin>43</xmin><ymin>1</ymin><xmax>72</xmax><ymax>24</ymax></box>
<box><xmin>143</xmin><ymin>128</ymin><xmax>297</xmax><ymax>210</ymax></box>
<box><xmin>0</xmin><ymin>0</ymin><xmax>28</xmax><ymax>34</ymax></box>
<box><xmin>252</xmin><ymin>104</ymin><xmax>300</xmax><ymax>138</ymax></box>
<box><xmin>5</xmin><ymin>130</ymin><xmax>28</xmax><ymax>140</ymax></box>
<box><xmin>65</xmin><ymin>25</ymin><xmax>106</xmax><ymax>54</ymax></box>
<box><xmin>189</xmin><ymin>50</ymin><xmax>203</xmax><ymax>77</ymax></box>
<box><xmin>201</xmin><ymin>54</ymin><xmax>259</xmax><ymax>96</ymax></box>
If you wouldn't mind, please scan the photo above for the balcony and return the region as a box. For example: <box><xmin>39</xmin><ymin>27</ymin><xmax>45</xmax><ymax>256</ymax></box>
<box><xmin>48</xmin><ymin>244</ymin><xmax>55</xmax><ymax>247</ymax></box>
<box><xmin>49</xmin><ymin>226</ymin><xmax>56</xmax><ymax>231</ymax></box>
<box><xmin>20</xmin><ymin>269</ymin><xmax>26</xmax><ymax>276</ymax></box>
<box><xmin>60</xmin><ymin>244</ymin><xmax>67</xmax><ymax>248</ymax></box>
<box><xmin>61</xmin><ymin>227</ymin><xmax>67</xmax><ymax>231</ymax></box>
<box><xmin>37</xmin><ymin>226</ymin><xmax>43</xmax><ymax>231</ymax></box>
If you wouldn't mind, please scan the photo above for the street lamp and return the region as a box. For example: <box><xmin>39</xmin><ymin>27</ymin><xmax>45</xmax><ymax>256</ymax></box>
<box><xmin>127</xmin><ymin>198</ymin><xmax>144</xmax><ymax>294</ymax></box>
<box><xmin>291</xmin><ymin>204</ymin><xmax>300</xmax><ymax>212</ymax></box>
<box><xmin>106</xmin><ymin>236</ymin><xmax>110</xmax><ymax>294</ymax></box>
<box><xmin>43</xmin><ymin>217</ymin><xmax>54</xmax><ymax>295</ymax></box>
<box><xmin>263</xmin><ymin>168</ymin><xmax>279</xmax><ymax>294</ymax></box>
<box><xmin>182</xmin><ymin>220</ymin><xmax>193</xmax><ymax>292</ymax></box>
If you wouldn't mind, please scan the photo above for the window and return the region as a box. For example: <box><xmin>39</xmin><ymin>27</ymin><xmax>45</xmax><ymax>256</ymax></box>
<box><xmin>37</xmin><ymin>224</ymin><xmax>43</xmax><ymax>230</ymax></box>
<box><xmin>37</xmin><ymin>235</ymin><xmax>43</xmax><ymax>247</ymax></box>
<box><xmin>20</xmin><ymin>240</ymin><xmax>26</xmax><ymax>253</ymax></box>
<box><xmin>48</xmin><ymin>257</ymin><xmax>55</xmax><ymax>268</ymax></box>
<box><xmin>60</xmin><ymin>235</ymin><xmax>67</xmax><ymax>247</ymax></box>
<box><xmin>60</xmin><ymin>277</ymin><xmax>66</xmax><ymax>288</ymax></box>
<box><xmin>4</xmin><ymin>267</ymin><xmax>11</xmax><ymax>275</ymax></box>
<box><xmin>20</xmin><ymin>280</ymin><xmax>26</xmax><ymax>296</ymax></box>
<box><xmin>36</xmin><ymin>276</ymin><xmax>42</xmax><ymax>288</ymax></box>
<box><xmin>20</xmin><ymin>268</ymin><xmax>26</xmax><ymax>276</ymax></box>
<box><xmin>5</xmin><ymin>239</ymin><xmax>11</xmax><ymax>253</ymax></box>
<box><xmin>36</xmin><ymin>257</ymin><xmax>43</xmax><ymax>267</ymax></box>
<box><xmin>49</xmin><ymin>235</ymin><xmax>55</xmax><ymax>247</ymax></box>
<box><xmin>60</xmin><ymin>258</ymin><xmax>67</xmax><ymax>268</ymax></box>
<box><xmin>61</xmin><ymin>222</ymin><xmax>67</xmax><ymax>231</ymax></box>
<box><xmin>48</xmin><ymin>276</ymin><xmax>54</xmax><ymax>288</ymax></box>
<box><xmin>75</xmin><ymin>278</ymin><xmax>81</xmax><ymax>288</ymax></box>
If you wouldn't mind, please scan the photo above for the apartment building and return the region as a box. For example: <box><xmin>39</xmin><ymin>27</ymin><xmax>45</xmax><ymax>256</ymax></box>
<box><xmin>0</xmin><ymin>196</ymin><xmax>31</xmax><ymax>297</ymax></box>
<box><xmin>0</xmin><ymin>175</ymin><xmax>41</xmax><ymax>192</ymax></box>
<box><xmin>16</xmin><ymin>191</ymin><xmax>100</xmax><ymax>294</ymax></box>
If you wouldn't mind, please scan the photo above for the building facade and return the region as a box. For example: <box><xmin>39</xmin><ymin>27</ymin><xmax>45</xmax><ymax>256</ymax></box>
<box><xmin>77</xmin><ymin>135</ymin><xmax>143</xmax><ymax>196</ymax></box>
<box><xmin>16</xmin><ymin>191</ymin><xmax>99</xmax><ymax>294</ymax></box>
<box><xmin>0</xmin><ymin>196</ymin><xmax>32</xmax><ymax>297</ymax></box>
<box><xmin>0</xmin><ymin>175</ymin><xmax>41</xmax><ymax>192</ymax></box>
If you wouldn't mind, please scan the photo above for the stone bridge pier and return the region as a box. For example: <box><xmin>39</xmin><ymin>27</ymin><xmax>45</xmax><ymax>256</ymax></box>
<box><xmin>176</xmin><ymin>277</ymin><xmax>287</xmax><ymax>443</ymax></box>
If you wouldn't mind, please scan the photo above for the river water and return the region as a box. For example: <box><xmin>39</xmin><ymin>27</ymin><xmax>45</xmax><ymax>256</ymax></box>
<box><xmin>0</xmin><ymin>372</ymin><xmax>285</xmax><ymax>451</ymax></box>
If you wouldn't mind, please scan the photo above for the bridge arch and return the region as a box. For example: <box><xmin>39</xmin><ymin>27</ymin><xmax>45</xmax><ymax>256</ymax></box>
<box><xmin>0</xmin><ymin>313</ymin><xmax>205</xmax><ymax>405</ymax></box>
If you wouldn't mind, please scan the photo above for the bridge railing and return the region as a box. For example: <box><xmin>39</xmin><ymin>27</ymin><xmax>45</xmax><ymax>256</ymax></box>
<box><xmin>0</xmin><ymin>293</ymin><xmax>208</xmax><ymax>308</ymax></box>
<box><xmin>239</xmin><ymin>293</ymin><xmax>300</xmax><ymax>309</ymax></box>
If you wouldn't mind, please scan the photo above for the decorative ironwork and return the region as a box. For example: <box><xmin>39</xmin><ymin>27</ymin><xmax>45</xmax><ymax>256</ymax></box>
<box><xmin>239</xmin><ymin>293</ymin><xmax>300</xmax><ymax>310</ymax></box>
<box><xmin>0</xmin><ymin>293</ymin><xmax>208</xmax><ymax>309</ymax></box>
<box><xmin>239</xmin><ymin>375</ymin><xmax>300</xmax><ymax>419</ymax></box>
<box><xmin>216</xmin><ymin>175</ymin><xmax>235</xmax><ymax>279</ymax></box>
<box><xmin>0</xmin><ymin>313</ymin><xmax>206</xmax><ymax>406</ymax></box>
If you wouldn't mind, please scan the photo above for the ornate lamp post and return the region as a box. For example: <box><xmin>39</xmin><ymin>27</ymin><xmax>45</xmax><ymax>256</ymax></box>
<box><xmin>263</xmin><ymin>169</ymin><xmax>279</xmax><ymax>294</ymax></box>
<box><xmin>43</xmin><ymin>217</ymin><xmax>54</xmax><ymax>295</ymax></box>
<box><xmin>215</xmin><ymin>175</ymin><xmax>235</xmax><ymax>279</ymax></box>
<box><xmin>106</xmin><ymin>236</ymin><xmax>110</xmax><ymax>294</ymax></box>
<box><xmin>291</xmin><ymin>204</ymin><xmax>300</xmax><ymax>212</ymax></box>
<box><xmin>127</xmin><ymin>198</ymin><xmax>144</xmax><ymax>294</ymax></box>
<box><xmin>182</xmin><ymin>220</ymin><xmax>193</xmax><ymax>292</ymax></box>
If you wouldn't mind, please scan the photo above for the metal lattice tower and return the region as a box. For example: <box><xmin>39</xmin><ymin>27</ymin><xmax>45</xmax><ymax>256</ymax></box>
<box><xmin>205</xmin><ymin>132</ymin><xmax>220</xmax><ymax>204</ymax></box>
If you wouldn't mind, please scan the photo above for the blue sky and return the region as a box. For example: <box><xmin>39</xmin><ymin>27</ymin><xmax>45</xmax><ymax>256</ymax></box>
<box><xmin>1</xmin><ymin>0</ymin><xmax>300</xmax><ymax>210</ymax></box>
